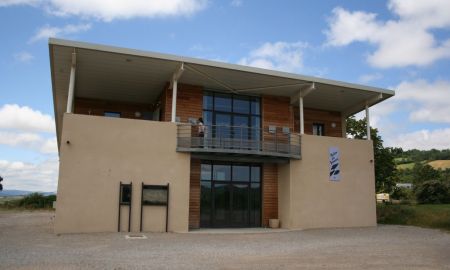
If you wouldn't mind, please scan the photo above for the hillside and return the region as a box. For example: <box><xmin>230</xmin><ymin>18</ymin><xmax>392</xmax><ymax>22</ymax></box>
<box><xmin>397</xmin><ymin>160</ymin><xmax>450</xmax><ymax>170</ymax></box>
<box><xmin>428</xmin><ymin>160</ymin><xmax>450</xmax><ymax>170</ymax></box>
<box><xmin>0</xmin><ymin>190</ymin><xmax>55</xmax><ymax>197</ymax></box>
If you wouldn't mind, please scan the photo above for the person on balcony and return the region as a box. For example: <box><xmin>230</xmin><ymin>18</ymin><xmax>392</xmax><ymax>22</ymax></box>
<box><xmin>197</xmin><ymin>117</ymin><xmax>206</xmax><ymax>147</ymax></box>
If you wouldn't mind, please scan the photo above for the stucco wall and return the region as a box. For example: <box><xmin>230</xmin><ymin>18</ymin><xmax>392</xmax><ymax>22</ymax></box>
<box><xmin>55</xmin><ymin>113</ymin><xmax>190</xmax><ymax>234</ymax></box>
<box><xmin>278</xmin><ymin>134</ymin><xmax>376</xmax><ymax>229</ymax></box>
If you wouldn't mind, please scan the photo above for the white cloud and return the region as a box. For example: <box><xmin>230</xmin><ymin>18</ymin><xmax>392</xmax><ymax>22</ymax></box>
<box><xmin>238</xmin><ymin>41</ymin><xmax>307</xmax><ymax>72</ymax></box>
<box><xmin>0</xmin><ymin>104</ymin><xmax>55</xmax><ymax>133</ymax></box>
<box><xmin>386</xmin><ymin>128</ymin><xmax>450</xmax><ymax>150</ymax></box>
<box><xmin>230</xmin><ymin>0</ymin><xmax>242</xmax><ymax>7</ymax></box>
<box><xmin>395</xmin><ymin>79</ymin><xmax>450</xmax><ymax>123</ymax></box>
<box><xmin>0</xmin><ymin>0</ymin><xmax>40</xmax><ymax>7</ymax></box>
<box><xmin>0</xmin><ymin>158</ymin><xmax>58</xmax><ymax>192</ymax></box>
<box><xmin>1</xmin><ymin>0</ymin><xmax>207</xmax><ymax>21</ymax></box>
<box><xmin>359</xmin><ymin>73</ymin><xmax>382</xmax><ymax>84</ymax></box>
<box><xmin>29</xmin><ymin>23</ymin><xmax>91</xmax><ymax>43</ymax></box>
<box><xmin>13</xmin><ymin>51</ymin><xmax>34</xmax><ymax>63</ymax></box>
<box><xmin>325</xmin><ymin>0</ymin><xmax>450</xmax><ymax>68</ymax></box>
<box><xmin>0</xmin><ymin>131</ymin><xmax>57</xmax><ymax>154</ymax></box>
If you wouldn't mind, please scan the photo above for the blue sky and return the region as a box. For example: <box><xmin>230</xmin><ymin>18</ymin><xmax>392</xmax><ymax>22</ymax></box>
<box><xmin>0</xmin><ymin>0</ymin><xmax>449</xmax><ymax>191</ymax></box>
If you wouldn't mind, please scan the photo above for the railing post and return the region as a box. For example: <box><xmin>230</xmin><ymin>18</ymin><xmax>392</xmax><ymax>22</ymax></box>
<box><xmin>275</xmin><ymin>128</ymin><xmax>278</xmax><ymax>153</ymax></box>
<box><xmin>240</xmin><ymin>127</ymin><xmax>243</xmax><ymax>150</ymax></box>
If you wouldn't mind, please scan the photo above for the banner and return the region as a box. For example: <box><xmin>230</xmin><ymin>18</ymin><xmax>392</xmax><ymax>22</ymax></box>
<box><xmin>329</xmin><ymin>147</ymin><xmax>341</xmax><ymax>181</ymax></box>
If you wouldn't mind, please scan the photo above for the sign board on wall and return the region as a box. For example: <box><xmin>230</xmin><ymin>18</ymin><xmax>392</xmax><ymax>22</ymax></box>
<box><xmin>329</xmin><ymin>147</ymin><xmax>341</xmax><ymax>181</ymax></box>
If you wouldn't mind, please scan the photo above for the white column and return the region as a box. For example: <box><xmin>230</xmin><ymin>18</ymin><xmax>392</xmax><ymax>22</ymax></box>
<box><xmin>299</xmin><ymin>95</ymin><xmax>304</xmax><ymax>134</ymax></box>
<box><xmin>66</xmin><ymin>52</ymin><xmax>76</xmax><ymax>113</ymax></box>
<box><xmin>171</xmin><ymin>80</ymin><xmax>178</xmax><ymax>122</ymax></box>
<box><xmin>365</xmin><ymin>103</ymin><xmax>370</xmax><ymax>140</ymax></box>
<box><xmin>341</xmin><ymin>115</ymin><xmax>347</xmax><ymax>138</ymax></box>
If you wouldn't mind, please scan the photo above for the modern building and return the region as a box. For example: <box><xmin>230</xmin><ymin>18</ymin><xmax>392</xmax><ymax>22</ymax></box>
<box><xmin>50</xmin><ymin>39</ymin><xmax>394</xmax><ymax>234</ymax></box>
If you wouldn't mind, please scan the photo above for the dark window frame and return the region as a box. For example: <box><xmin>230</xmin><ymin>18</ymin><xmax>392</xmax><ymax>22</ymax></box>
<box><xmin>203</xmin><ymin>91</ymin><xmax>261</xmax><ymax>141</ymax></box>
<box><xmin>312</xmin><ymin>123</ymin><xmax>325</xmax><ymax>136</ymax></box>
<box><xmin>200</xmin><ymin>161</ymin><xmax>262</xmax><ymax>228</ymax></box>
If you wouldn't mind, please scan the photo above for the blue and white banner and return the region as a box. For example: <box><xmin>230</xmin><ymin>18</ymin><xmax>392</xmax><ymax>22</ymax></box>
<box><xmin>329</xmin><ymin>147</ymin><xmax>341</xmax><ymax>181</ymax></box>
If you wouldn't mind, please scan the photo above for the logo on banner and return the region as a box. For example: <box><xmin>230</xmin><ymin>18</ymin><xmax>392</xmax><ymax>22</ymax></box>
<box><xmin>329</xmin><ymin>147</ymin><xmax>340</xmax><ymax>181</ymax></box>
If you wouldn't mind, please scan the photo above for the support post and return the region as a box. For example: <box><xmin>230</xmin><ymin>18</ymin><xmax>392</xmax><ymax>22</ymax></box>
<box><xmin>341</xmin><ymin>115</ymin><xmax>347</xmax><ymax>138</ymax></box>
<box><xmin>171</xmin><ymin>80</ymin><xmax>178</xmax><ymax>122</ymax></box>
<box><xmin>169</xmin><ymin>63</ymin><xmax>184</xmax><ymax>123</ymax></box>
<box><xmin>66</xmin><ymin>51</ymin><xmax>76</xmax><ymax>113</ymax></box>
<box><xmin>365</xmin><ymin>103</ymin><xmax>370</xmax><ymax>140</ymax></box>
<box><xmin>299</xmin><ymin>96</ymin><xmax>304</xmax><ymax>135</ymax></box>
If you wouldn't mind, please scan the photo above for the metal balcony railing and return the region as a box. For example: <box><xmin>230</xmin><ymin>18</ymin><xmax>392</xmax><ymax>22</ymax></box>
<box><xmin>176</xmin><ymin>123</ymin><xmax>301</xmax><ymax>159</ymax></box>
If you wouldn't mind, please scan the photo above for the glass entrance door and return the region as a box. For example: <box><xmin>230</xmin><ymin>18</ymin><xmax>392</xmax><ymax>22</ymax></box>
<box><xmin>200</xmin><ymin>162</ymin><xmax>261</xmax><ymax>228</ymax></box>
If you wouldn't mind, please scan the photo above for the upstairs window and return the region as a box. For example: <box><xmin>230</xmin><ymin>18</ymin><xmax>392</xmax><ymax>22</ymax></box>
<box><xmin>313</xmin><ymin>123</ymin><xmax>325</xmax><ymax>136</ymax></box>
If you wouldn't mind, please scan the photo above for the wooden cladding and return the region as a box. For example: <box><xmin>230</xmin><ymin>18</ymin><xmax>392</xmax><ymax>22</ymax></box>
<box><xmin>74</xmin><ymin>97</ymin><xmax>153</xmax><ymax>120</ymax></box>
<box><xmin>293</xmin><ymin>107</ymin><xmax>342</xmax><ymax>138</ymax></box>
<box><xmin>160</xmin><ymin>83</ymin><xmax>203</xmax><ymax>122</ymax></box>
<box><xmin>262</xmin><ymin>95</ymin><xmax>294</xmax><ymax>131</ymax></box>
<box><xmin>262</xmin><ymin>163</ymin><xmax>278</xmax><ymax>227</ymax></box>
<box><xmin>189</xmin><ymin>159</ymin><xmax>201</xmax><ymax>229</ymax></box>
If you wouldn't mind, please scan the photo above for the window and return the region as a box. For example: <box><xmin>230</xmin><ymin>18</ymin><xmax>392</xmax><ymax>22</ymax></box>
<box><xmin>104</xmin><ymin>111</ymin><xmax>121</xmax><ymax>118</ymax></box>
<box><xmin>313</xmin><ymin>123</ymin><xmax>325</xmax><ymax>136</ymax></box>
<box><xmin>202</xmin><ymin>91</ymin><xmax>261</xmax><ymax>140</ymax></box>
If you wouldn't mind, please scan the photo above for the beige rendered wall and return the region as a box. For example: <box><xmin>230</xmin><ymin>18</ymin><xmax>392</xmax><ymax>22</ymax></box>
<box><xmin>55</xmin><ymin>113</ymin><xmax>190</xmax><ymax>234</ymax></box>
<box><xmin>278</xmin><ymin>134</ymin><xmax>377</xmax><ymax>229</ymax></box>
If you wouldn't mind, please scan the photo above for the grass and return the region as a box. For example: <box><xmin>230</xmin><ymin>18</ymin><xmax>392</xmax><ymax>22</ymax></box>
<box><xmin>0</xmin><ymin>193</ymin><xmax>55</xmax><ymax>210</ymax></box>
<box><xmin>428</xmin><ymin>160</ymin><xmax>450</xmax><ymax>170</ymax></box>
<box><xmin>377</xmin><ymin>204</ymin><xmax>450</xmax><ymax>231</ymax></box>
<box><xmin>0</xmin><ymin>196</ymin><xmax>23</xmax><ymax>203</ymax></box>
<box><xmin>396</xmin><ymin>163</ymin><xmax>415</xmax><ymax>170</ymax></box>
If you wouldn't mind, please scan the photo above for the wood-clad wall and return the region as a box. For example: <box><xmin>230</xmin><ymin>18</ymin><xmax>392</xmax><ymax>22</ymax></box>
<box><xmin>262</xmin><ymin>163</ymin><xmax>278</xmax><ymax>227</ymax></box>
<box><xmin>294</xmin><ymin>107</ymin><xmax>342</xmax><ymax>138</ymax></box>
<box><xmin>189</xmin><ymin>159</ymin><xmax>201</xmax><ymax>229</ymax></box>
<box><xmin>73</xmin><ymin>97</ymin><xmax>153</xmax><ymax>120</ymax></box>
<box><xmin>261</xmin><ymin>95</ymin><xmax>294</xmax><ymax>131</ymax></box>
<box><xmin>160</xmin><ymin>83</ymin><xmax>203</xmax><ymax>122</ymax></box>
<box><xmin>260</xmin><ymin>96</ymin><xmax>289</xmax><ymax>226</ymax></box>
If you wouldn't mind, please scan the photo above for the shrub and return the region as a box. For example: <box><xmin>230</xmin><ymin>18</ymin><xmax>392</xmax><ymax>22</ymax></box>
<box><xmin>18</xmin><ymin>193</ymin><xmax>56</xmax><ymax>209</ymax></box>
<box><xmin>414</xmin><ymin>180</ymin><xmax>450</xmax><ymax>204</ymax></box>
<box><xmin>391</xmin><ymin>187</ymin><xmax>412</xmax><ymax>201</ymax></box>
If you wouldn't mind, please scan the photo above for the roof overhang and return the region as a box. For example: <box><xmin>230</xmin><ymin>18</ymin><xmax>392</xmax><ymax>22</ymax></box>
<box><xmin>49</xmin><ymin>38</ymin><xmax>395</xmax><ymax>147</ymax></box>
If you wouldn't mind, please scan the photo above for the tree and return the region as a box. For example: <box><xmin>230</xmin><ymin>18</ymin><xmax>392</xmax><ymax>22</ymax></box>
<box><xmin>412</xmin><ymin>163</ymin><xmax>440</xmax><ymax>184</ymax></box>
<box><xmin>346</xmin><ymin>116</ymin><xmax>396</xmax><ymax>192</ymax></box>
<box><xmin>0</xmin><ymin>175</ymin><xmax>3</xmax><ymax>191</ymax></box>
<box><xmin>414</xmin><ymin>180</ymin><xmax>450</xmax><ymax>204</ymax></box>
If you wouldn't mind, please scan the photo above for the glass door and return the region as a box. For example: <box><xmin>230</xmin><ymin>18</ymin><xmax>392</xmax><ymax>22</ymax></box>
<box><xmin>200</xmin><ymin>162</ymin><xmax>261</xmax><ymax>228</ymax></box>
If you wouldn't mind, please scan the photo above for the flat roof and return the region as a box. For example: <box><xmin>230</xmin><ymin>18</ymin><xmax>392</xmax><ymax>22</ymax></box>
<box><xmin>49</xmin><ymin>38</ymin><xmax>395</xmax><ymax>147</ymax></box>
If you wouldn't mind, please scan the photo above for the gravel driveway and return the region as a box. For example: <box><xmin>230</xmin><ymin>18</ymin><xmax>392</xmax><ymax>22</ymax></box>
<box><xmin>0</xmin><ymin>210</ymin><xmax>449</xmax><ymax>270</ymax></box>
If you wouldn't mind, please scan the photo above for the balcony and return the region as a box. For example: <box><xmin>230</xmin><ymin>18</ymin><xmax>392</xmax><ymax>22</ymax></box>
<box><xmin>176</xmin><ymin>124</ymin><xmax>301</xmax><ymax>160</ymax></box>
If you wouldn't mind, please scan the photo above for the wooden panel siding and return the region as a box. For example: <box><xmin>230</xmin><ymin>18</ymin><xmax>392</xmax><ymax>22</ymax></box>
<box><xmin>74</xmin><ymin>97</ymin><xmax>153</xmax><ymax>120</ymax></box>
<box><xmin>260</xmin><ymin>95</ymin><xmax>290</xmax><ymax>226</ymax></box>
<box><xmin>293</xmin><ymin>107</ymin><xmax>343</xmax><ymax>137</ymax></box>
<box><xmin>262</xmin><ymin>163</ymin><xmax>278</xmax><ymax>227</ymax></box>
<box><xmin>262</xmin><ymin>95</ymin><xmax>294</xmax><ymax>132</ymax></box>
<box><xmin>261</xmin><ymin>95</ymin><xmax>294</xmax><ymax>147</ymax></box>
<box><xmin>189</xmin><ymin>158</ymin><xmax>201</xmax><ymax>229</ymax></box>
<box><xmin>160</xmin><ymin>83</ymin><xmax>203</xmax><ymax>122</ymax></box>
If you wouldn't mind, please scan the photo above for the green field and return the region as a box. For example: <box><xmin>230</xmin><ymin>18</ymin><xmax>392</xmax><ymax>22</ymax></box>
<box><xmin>396</xmin><ymin>160</ymin><xmax>450</xmax><ymax>170</ymax></box>
<box><xmin>0</xmin><ymin>196</ymin><xmax>24</xmax><ymax>204</ymax></box>
<box><xmin>377</xmin><ymin>204</ymin><xmax>450</xmax><ymax>231</ymax></box>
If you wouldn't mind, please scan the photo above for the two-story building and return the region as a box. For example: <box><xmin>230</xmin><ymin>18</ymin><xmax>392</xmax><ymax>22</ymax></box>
<box><xmin>50</xmin><ymin>39</ymin><xmax>394</xmax><ymax>233</ymax></box>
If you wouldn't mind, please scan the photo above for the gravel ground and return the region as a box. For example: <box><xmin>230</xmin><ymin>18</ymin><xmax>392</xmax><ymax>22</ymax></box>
<box><xmin>0</xmin><ymin>210</ymin><xmax>449</xmax><ymax>270</ymax></box>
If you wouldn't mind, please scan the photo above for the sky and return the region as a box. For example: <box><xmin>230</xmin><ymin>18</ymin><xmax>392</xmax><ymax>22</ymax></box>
<box><xmin>0</xmin><ymin>0</ymin><xmax>449</xmax><ymax>191</ymax></box>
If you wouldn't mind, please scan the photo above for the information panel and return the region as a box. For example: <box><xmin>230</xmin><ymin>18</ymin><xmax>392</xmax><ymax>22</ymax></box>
<box><xmin>142</xmin><ymin>185</ymin><xmax>168</xmax><ymax>205</ymax></box>
<box><xmin>329</xmin><ymin>147</ymin><xmax>341</xmax><ymax>181</ymax></box>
